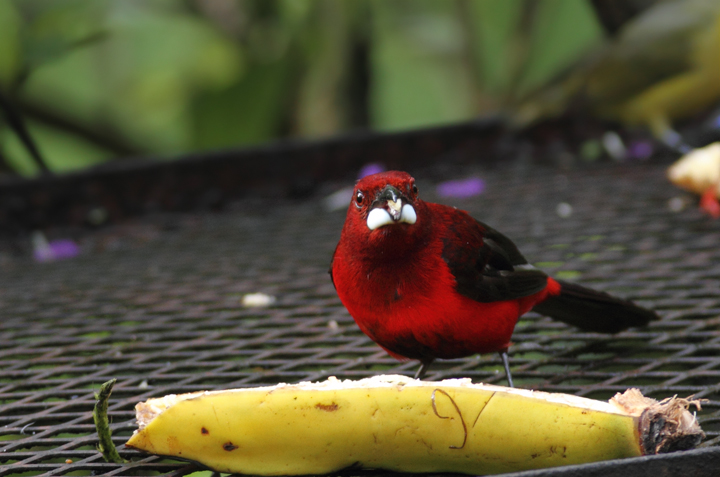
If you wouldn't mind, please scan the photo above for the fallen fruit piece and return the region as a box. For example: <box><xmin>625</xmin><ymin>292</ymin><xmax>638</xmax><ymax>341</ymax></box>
<box><xmin>241</xmin><ymin>292</ymin><xmax>276</xmax><ymax>308</ymax></box>
<box><xmin>668</xmin><ymin>143</ymin><xmax>720</xmax><ymax>194</ymax></box>
<box><xmin>700</xmin><ymin>186</ymin><xmax>720</xmax><ymax>218</ymax></box>
<box><xmin>125</xmin><ymin>375</ymin><xmax>704</xmax><ymax>476</ymax></box>
<box><xmin>668</xmin><ymin>143</ymin><xmax>720</xmax><ymax>218</ymax></box>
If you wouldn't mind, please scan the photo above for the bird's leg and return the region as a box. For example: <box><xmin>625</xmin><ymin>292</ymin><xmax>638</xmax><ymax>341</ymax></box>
<box><xmin>414</xmin><ymin>358</ymin><xmax>434</xmax><ymax>380</ymax></box>
<box><xmin>499</xmin><ymin>350</ymin><xmax>514</xmax><ymax>388</ymax></box>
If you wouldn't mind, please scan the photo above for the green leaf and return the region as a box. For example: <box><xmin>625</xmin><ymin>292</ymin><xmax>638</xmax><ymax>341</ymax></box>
<box><xmin>369</xmin><ymin>0</ymin><xmax>475</xmax><ymax>130</ymax></box>
<box><xmin>517</xmin><ymin>0</ymin><xmax>603</xmax><ymax>96</ymax></box>
<box><xmin>192</xmin><ymin>58</ymin><xmax>295</xmax><ymax>149</ymax></box>
<box><xmin>465</xmin><ymin>0</ymin><xmax>524</xmax><ymax>94</ymax></box>
<box><xmin>0</xmin><ymin>0</ymin><xmax>22</xmax><ymax>86</ymax></box>
<box><xmin>2</xmin><ymin>119</ymin><xmax>111</xmax><ymax>176</ymax></box>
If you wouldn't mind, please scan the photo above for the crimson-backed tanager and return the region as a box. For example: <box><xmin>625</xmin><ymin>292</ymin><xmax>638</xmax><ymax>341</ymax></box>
<box><xmin>330</xmin><ymin>171</ymin><xmax>658</xmax><ymax>386</ymax></box>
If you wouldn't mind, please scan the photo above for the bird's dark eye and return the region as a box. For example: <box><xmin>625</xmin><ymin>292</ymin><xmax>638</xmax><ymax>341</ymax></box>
<box><xmin>355</xmin><ymin>191</ymin><xmax>364</xmax><ymax>207</ymax></box>
<box><xmin>412</xmin><ymin>183</ymin><xmax>418</xmax><ymax>194</ymax></box>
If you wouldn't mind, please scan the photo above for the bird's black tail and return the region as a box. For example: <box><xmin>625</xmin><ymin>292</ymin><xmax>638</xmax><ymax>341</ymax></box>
<box><xmin>531</xmin><ymin>280</ymin><xmax>659</xmax><ymax>333</ymax></box>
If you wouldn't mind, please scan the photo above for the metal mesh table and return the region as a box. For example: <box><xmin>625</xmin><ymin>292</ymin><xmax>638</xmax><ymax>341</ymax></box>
<box><xmin>2</xmin><ymin>157</ymin><xmax>720</xmax><ymax>476</ymax></box>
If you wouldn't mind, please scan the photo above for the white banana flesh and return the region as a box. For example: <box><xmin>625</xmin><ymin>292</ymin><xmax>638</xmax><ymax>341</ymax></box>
<box><xmin>668</xmin><ymin>142</ymin><xmax>720</xmax><ymax>196</ymax></box>
<box><xmin>125</xmin><ymin>375</ymin><xmax>704</xmax><ymax>476</ymax></box>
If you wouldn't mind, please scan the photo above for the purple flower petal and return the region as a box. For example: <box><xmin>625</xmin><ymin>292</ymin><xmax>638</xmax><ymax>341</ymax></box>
<box><xmin>34</xmin><ymin>239</ymin><xmax>80</xmax><ymax>262</ymax></box>
<box><xmin>628</xmin><ymin>140</ymin><xmax>654</xmax><ymax>160</ymax></box>
<box><xmin>358</xmin><ymin>163</ymin><xmax>385</xmax><ymax>179</ymax></box>
<box><xmin>33</xmin><ymin>247</ymin><xmax>54</xmax><ymax>262</ymax></box>
<box><xmin>49</xmin><ymin>240</ymin><xmax>80</xmax><ymax>259</ymax></box>
<box><xmin>436</xmin><ymin>177</ymin><xmax>485</xmax><ymax>198</ymax></box>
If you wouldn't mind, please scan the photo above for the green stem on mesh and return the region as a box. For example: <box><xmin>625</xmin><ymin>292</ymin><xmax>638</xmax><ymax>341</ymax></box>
<box><xmin>93</xmin><ymin>378</ymin><xmax>127</xmax><ymax>463</ymax></box>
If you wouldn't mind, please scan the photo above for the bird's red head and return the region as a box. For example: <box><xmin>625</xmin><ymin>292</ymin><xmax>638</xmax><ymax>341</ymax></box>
<box><xmin>341</xmin><ymin>171</ymin><xmax>426</xmax><ymax>253</ymax></box>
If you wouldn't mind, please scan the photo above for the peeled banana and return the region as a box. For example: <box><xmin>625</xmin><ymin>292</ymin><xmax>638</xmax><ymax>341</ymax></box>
<box><xmin>668</xmin><ymin>142</ymin><xmax>720</xmax><ymax>197</ymax></box>
<box><xmin>125</xmin><ymin>375</ymin><xmax>704</xmax><ymax>475</ymax></box>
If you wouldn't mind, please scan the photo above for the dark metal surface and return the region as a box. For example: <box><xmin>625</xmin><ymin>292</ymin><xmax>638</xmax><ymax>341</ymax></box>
<box><xmin>504</xmin><ymin>446</ymin><xmax>720</xmax><ymax>477</ymax></box>
<box><xmin>2</xmin><ymin>159</ymin><xmax>720</xmax><ymax>476</ymax></box>
<box><xmin>0</xmin><ymin>120</ymin><xmax>504</xmax><ymax>233</ymax></box>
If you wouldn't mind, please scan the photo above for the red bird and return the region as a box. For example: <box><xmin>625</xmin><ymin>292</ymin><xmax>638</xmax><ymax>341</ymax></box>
<box><xmin>330</xmin><ymin>171</ymin><xmax>658</xmax><ymax>385</ymax></box>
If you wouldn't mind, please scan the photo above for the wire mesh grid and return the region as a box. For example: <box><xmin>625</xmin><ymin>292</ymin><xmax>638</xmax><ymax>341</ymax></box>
<box><xmin>1</xmin><ymin>161</ymin><xmax>720</xmax><ymax>476</ymax></box>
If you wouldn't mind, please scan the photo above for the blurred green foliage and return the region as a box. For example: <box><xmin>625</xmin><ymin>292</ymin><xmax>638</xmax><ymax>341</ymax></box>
<box><xmin>0</xmin><ymin>0</ymin><xmax>603</xmax><ymax>176</ymax></box>
<box><xmin>514</xmin><ymin>0</ymin><xmax>720</xmax><ymax>150</ymax></box>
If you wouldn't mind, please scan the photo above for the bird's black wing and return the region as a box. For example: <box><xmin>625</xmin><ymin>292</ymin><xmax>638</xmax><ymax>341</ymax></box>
<box><xmin>442</xmin><ymin>218</ymin><xmax>548</xmax><ymax>303</ymax></box>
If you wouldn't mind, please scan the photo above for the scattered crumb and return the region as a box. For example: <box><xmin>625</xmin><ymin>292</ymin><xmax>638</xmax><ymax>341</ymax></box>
<box><xmin>602</xmin><ymin>131</ymin><xmax>626</xmax><ymax>161</ymax></box>
<box><xmin>242</xmin><ymin>293</ymin><xmax>276</xmax><ymax>308</ymax></box>
<box><xmin>668</xmin><ymin>196</ymin><xmax>688</xmax><ymax>213</ymax></box>
<box><xmin>556</xmin><ymin>202</ymin><xmax>573</xmax><ymax>218</ymax></box>
<box><xmin>324</xmin><ymin>187</ymin><xmax>354</xmax><ymax>212</ymax></box>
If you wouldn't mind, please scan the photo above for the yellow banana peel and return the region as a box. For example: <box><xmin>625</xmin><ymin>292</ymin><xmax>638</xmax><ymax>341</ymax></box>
<box><xmin>125</xmin><ymin>375</ymin><xmax>704</xmax><ymax>475</ymax></box>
